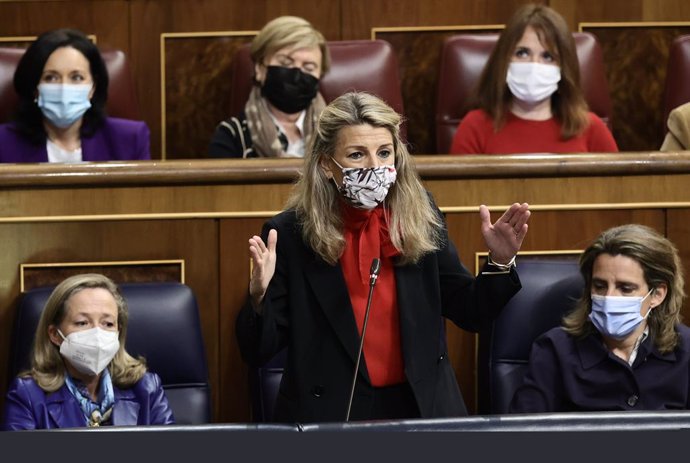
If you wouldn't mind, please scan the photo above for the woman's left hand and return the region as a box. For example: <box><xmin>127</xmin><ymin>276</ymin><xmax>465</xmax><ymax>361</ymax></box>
<box><xmin>479</xmin><ymin>203</ymin><xmax>531</xmax><ymax>264</ymax></box>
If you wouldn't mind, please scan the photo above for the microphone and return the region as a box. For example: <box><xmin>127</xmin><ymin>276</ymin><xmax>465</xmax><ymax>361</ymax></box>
<box><xmin>345</xmin><ymin>257</ymin><xmax>381</xmax><ymax>421</ymax></box>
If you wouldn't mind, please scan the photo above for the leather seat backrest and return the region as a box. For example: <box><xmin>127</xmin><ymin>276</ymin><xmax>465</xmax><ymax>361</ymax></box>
<box><xmin>477</xmin><ymin>258</ymin><xmax>584</xmax><ymax>414</ymax></box>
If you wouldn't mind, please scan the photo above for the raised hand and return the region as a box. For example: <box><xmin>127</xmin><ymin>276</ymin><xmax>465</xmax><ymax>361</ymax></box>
<box><xmin>479</xmin><ymin>203</ymin><xmax>530</xmax><ymax>264</ymax></box>
<box><xmin>248</xmin><ymin>228</ymin><xmax>277</xmax><ymax>309</ymax></box>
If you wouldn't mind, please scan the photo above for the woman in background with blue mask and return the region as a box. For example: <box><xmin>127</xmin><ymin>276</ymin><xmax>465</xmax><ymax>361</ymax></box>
<box><xmin>449</xmin><ymin>4</ymin><xmax>618</xmax><ymax>155</ymax></box>
<box><xmin>208</xmin><ymin>16</ymin><xmax>329</xmax><ymax>158</ymax></box>
<box><xmin>236</xmin><ymin>92</ymin><xmax>531</xmax><ymax>422</ymax></box>
<box><xmin>510</xmin><ymin>224</ymin><xmax>690</xmax><ymax>412</ymax></box>
<box><xmin>0</xmin><ymin>28</ymin><xmax>150</xmax><ymax>163</ymax></box>
<box><xmin>3</xmin><ymin>273</ymin><xmax>174</xmax><ymax>430</ymax></box>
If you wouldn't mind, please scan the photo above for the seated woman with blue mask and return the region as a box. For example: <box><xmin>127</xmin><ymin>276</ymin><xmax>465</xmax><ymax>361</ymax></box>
<box><xmin>510</xmin><ymin>224</ymin><xmax>690</xmax><ymax>412</ymax></box>
<box><xmin>2</xmin><ymin>274</ymin><xmax>174</xmax><ymax>429</ymax></box>
<box><xmin>0</xmin><ymin>28</ymin><xmax>150</xmax><ymax>163</ymax></box>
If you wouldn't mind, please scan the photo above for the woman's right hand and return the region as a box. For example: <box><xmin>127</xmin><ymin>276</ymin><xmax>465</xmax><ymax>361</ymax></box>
<box><xmin>249</xmin><ymin>229</ymin><xmax>278</xmax><ymax>310</ymax></box>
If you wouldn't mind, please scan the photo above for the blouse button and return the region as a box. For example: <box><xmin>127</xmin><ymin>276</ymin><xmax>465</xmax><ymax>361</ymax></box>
<box><xmin>627</xmin><ymin>394</ymin><xmax>639</xmax><ymax>407</ymax></box>
<box><xmin>311</xmin><ymin>385</ymin><xmax>324</xmax><ymax>398</ymax></box>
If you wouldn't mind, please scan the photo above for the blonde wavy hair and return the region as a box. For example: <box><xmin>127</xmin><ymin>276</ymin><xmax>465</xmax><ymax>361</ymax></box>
<box><xmin>563</xmin><ymin>224</ymin><xmax>686</xmax><ymax>353</ymax></box>
<box><xmin>286</xmin><ymin>91</ymin><xmax>444</xmax><ymax>265</ymax></box>
<box><xmin>27</xmin><ymin>273</ymin><xmax>147</xmax><ymax>392</ymax></box>
<box><xmin>250</xmin><ymin>15</ymin><xmax>330</xmax><ymax>75</ymax></box>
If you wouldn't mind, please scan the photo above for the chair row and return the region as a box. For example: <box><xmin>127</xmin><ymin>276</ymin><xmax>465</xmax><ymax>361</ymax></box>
<box><xmin>2</xmin><ymin>34</ymin><xmax>690</xmax><ymax>154</ymax></box>
<box><xmin>7</xmin><ymin>256</ymin><xmax>580</xmax><ymax>424</ymax></box>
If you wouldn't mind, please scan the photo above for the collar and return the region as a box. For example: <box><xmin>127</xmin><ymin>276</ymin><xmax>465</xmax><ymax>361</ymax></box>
<box><xmin>577</xmin><ymin>329</ymin><xmax>678</xmax><ymax>370</ymax></box>
<box><xmin>44</xmin><ymin>380</ymin><xmax>140</xmax><ymax>427</ymax></box>
<box><xmin>267</xmin><ymin>109</ymin><xmax>306</xmax><ymax>136</ymax></box>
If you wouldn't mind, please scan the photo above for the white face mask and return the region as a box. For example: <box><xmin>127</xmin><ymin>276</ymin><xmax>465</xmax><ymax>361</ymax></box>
<box><xmin>506</xmin><ymin>62</ymin><xmax>561</xmax><ymax>104</ymax></box>
<box><xmin>58</xmin><ymin>327</ymin><xmax>120</xmax><ymax>376</ymax></box>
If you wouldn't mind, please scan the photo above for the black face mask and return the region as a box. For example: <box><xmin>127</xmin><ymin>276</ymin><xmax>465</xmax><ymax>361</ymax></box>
<box><xmin>260</xmin><ymin>65</ymin><xmax>319</xmax><ymax>114</ymax></box>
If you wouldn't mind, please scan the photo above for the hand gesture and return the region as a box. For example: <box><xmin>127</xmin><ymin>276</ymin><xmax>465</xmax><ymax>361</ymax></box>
<box><xmin>479</xmin><ymin>203</ymin><xmax>530</xmax><ymax>264</ymax></box>
<box><xmin>249</xmin><ymin>229</ymin><xmax>277</xmax><ymax>309</ymax></box>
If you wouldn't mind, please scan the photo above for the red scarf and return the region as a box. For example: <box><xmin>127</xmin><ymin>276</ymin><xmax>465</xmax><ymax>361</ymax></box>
<box><xmin>341</xmin><ymin>203</ymin><xmax>405</xmax><ymax>386</ymax></box>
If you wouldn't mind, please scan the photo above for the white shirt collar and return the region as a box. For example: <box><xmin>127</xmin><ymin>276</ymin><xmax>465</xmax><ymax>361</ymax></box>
<box><xmin>46</xmin><ymin>139</ymin><xmax>83</xmax><ymax>163</ymax></box>
<box><xmin>268</xmin><ymin>110</ymin><xmax>306</xmax><ymax>157</ymax></box>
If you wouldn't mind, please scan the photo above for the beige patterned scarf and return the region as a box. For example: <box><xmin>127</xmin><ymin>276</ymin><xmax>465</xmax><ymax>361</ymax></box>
<box><xmin>244</xmin><ymin>86</ymin><xmax>326</xmax><ymax>157</ymax></box>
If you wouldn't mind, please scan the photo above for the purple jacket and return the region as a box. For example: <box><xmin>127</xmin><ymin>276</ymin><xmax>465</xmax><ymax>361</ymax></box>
<box><xmin>0</xmin><ymin>117</ymin><xmax>150</xmax><ymax>163</ymax></box>
<box><xmin>2</xmin><ymin>372</ymin><xmax>175</xmax><ymax>430</ymax></box>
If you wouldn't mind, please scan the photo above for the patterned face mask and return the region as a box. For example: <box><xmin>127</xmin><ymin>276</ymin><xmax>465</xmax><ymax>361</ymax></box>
<box><xmin>331</xmin><ymin>158</ymin><xmax>397</xmax><ymax>209</ymax></box>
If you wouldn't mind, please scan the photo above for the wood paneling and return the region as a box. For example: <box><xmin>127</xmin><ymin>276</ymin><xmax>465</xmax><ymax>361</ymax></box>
<box><xmin>340</xmin><ymin>0</ymin><xmax>533</xmax><ymax>40</ymax></box>
<box><xmin>128</xmin><ymin>0</ymin><xmax>340</xmax><ymax>158</ymax></box>
<box><xmin>162</xmin><ymin>34</ymin><xmax>255</xmax><ymax>159</ymax></box>
<box><xmin>0</xmin><ymin>1</ymin><xmax>129</xmax><ymax>52</ymax></box>
<box><xmin>581</xmin><ymin>24</ymin><xmax>690</xmax><ymax>150</ymax></box>
<box><xmin>0</xmin><ymin>219</ymin><xmax>220</xmax><ymax>419</ymax></box>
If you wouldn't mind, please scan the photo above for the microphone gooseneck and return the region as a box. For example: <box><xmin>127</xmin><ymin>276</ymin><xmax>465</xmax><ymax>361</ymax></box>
<box><xmin>345</xmin><ymin>258</ymin><xmax>381</xmax><ymax>422</ymax></box>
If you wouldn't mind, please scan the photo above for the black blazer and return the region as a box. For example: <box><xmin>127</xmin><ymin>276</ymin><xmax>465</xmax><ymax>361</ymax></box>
<box><xmin>236</xmin><ymin>202</ymin><xmax>521</xmax><ymax>423</ymax></box>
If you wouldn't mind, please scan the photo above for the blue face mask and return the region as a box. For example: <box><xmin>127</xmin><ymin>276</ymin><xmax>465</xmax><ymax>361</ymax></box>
<box><xmin>37</xmin><ymin>83</ymin><xmax>92</xmax><ymax>129</ymax></box>
<box><xmin>589</xmin><ymin>289</ymin><xmax>654</xmax><ymax>340</ymax></box>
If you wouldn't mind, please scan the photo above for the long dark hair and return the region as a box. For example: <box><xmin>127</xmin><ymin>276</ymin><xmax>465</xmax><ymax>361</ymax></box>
<box><xmin>13</xmin><ymin>28</ymin><xmax>109</xmax><ymax>143</ymax></box>
<box><xmin>473</xmin><ymin>3</ymin><xmax>589</xmax><ymax>139</ymax></box>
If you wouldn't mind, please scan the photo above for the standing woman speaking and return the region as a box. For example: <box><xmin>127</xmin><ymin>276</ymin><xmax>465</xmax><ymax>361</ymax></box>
<box><xmin>236</xmin><ymin>92</ymin><xmax>531</xmax><ymax>423</ymax></box>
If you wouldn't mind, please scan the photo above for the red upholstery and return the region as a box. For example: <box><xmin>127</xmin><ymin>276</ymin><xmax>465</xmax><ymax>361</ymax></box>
<box><xmin>228</xmin><ymin>39</ymin><xmax>406</xmax><ymax>138</ymax></box>
<box><xmin>662</xmin><ymin>35</ymin><xmax>690</xmax><ymax>132</ymax></box>
<box><xmin>435</xmin><ymin>32</ymin><xmax>612</xmax><ymax>154</ymax></box>
<box><xmin>0</xmin><ymin>47</ymin><xmax>141</xmax><ymax>123</ymax></box>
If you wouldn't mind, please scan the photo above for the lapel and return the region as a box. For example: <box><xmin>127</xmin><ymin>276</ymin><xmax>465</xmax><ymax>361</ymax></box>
<box><xmin>304</xmin><ymin>258</ymin><xmax>370</xmax><ymax>382</ymax></box>
<box><xmin>112</xmin><ymin>386</ymin><xmax>140</xmax><ymax>425</ymax></box>
<box><xmin>23</xmin><ymin>141</ymin><xmax>49</xmax><ymax>163</ymax></box>
<box><xmin>395</xmin><ymin>258</ymin><xmax>442</xmax><ymax>383</ymax></box>
<box><xmin>46</xmin><ymin>387</ymin><xmax>85</xmax><ymax>428</ymax></box>
<box><xmin>81</xmin><ymin>132</ymin><xmax>102</xmax><ymax>161</ymax></box>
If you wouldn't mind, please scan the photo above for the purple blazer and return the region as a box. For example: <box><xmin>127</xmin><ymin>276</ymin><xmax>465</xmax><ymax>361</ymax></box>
<box><xmin>2</xmin><ymin>372</ymin><xmax>175</xmax><ymax>430</ymax></box>
<box><xmin>0</xmin><ymin>117</ymin><xmax>151</xmax><ymax>163</ymax></box>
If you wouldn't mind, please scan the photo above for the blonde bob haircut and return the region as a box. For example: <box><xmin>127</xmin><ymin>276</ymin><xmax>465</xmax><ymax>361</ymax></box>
<box><xmin>287</xmin><ymin>91</ymin><xmax>444</xmax><ymax>265</ymax></box>
<box><xmin>562</xmin><ymin>224</ymin><xmax>686</xmax><ymax>353</ymax></box>
<box><xmin>250</xmin><ymin>15</ymin><xmax>330</xmax><ymax>75</ymax></box>
<box><xmin>28</xmin><ymin>273</ymin><xmax>147</xmax><ymax>392</ymax></box>
<box><xmin>473</xmin><ymin>3</ymin><xmax>589</xmax><ymax>139</ymax></box>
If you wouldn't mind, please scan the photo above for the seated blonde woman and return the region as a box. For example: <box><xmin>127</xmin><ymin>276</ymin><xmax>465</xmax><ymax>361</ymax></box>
<box><xmin>3</xmin><ymin>274</ymin><xmax>174</xmax><ymax>430</ymax></box>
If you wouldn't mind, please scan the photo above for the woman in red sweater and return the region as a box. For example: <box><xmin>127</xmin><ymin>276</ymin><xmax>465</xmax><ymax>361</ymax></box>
<box><xmin>450</xmin><ymin>4</ymin><xmax>618</xmax><ymax>155</ymax></box>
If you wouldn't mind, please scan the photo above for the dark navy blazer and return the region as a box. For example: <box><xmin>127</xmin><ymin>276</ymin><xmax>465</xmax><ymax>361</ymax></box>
<box><xmin>510</xmin><ymin>324</ymin><xmax>690</xmax><ymax>413</ymax></box>
<box><xmin>0</xmin><ymin>117</ymin><xmax>150</xmax><ymax>163</ymax></box>
<box><xmin>2</xmin><ymin>372</ymin><xmax>175</xmax><ymax>430</ymax></box>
